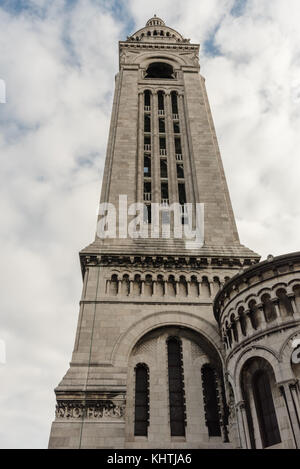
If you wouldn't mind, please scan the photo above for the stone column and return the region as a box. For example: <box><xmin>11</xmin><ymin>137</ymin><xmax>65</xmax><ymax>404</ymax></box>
<box><xmin>186</xmin><ymin>280</ymin><xmax>190</xmax><ymax>297</ymax></box>
<box><xmin>174</xmin><ymin>278</ymin><xmax>178</xmax><ymax>296</ymax></box>
<box><xmin>235</xmin><ymin>317</ymin><xmax>243</xmax><ymax>342</ymax></box>
<box><xmin>152</xmin><ymin>279</ymin><xmax>156</xmax><ymax>296</ymax></box>
<box><xmin>243</xmin><ymin>310</ymin><xmax>252</xmax><ymax>335</ymax></box>
<box><xmin>272</xmin><ymin>298</ymin><xmax>282</xmax><ymax>322</ymax></box>
<box><xmin>290</xmin><ymin>382</ymin><xmax>300</xmax><ymax>426</ymax></box>
<box><xmin>256</xmin><ymin>303</ymin><xmax>267</xmax><ymax>329</ymax></box>
<box><xmin>230</xmin><ymin>324</ymin><xmax>238</xmax><ymax>347</ymax></box>
<box><xmin>117</xmin><ymin>279</ymin><xmax>122</xmax><ymax>296</ymax></box>
<box><xmin>288</xmin><ymin>294</ymin><xmax>300</xmax><ymax>319</ymax></box>
<box><xmin>236</xmin><ymin>401</ymin><xmax>252</xmax><ymax>449</ymax></box>
<box><xmin>279</xmin><ymin>381</ymin><xmax>300</xmax><ymax>448</ymax></box>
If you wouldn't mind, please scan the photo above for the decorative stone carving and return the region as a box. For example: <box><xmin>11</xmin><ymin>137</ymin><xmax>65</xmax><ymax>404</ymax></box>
<box><xmin>55</xmin><ymin>400</ymin><xmax>126</xmax><ymax>420</ymax></box>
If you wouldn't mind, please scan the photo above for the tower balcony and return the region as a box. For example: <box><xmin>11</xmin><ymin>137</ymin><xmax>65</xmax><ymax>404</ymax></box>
<box><xmin>144</xmin><ymin>192</ymin><xmax>152</xmax><ymax>202</ymax></box>
<box><xmin>144</xmin><ymin>105</ymin><xmax>151</xmax><ymax>112</ymax></box>
<box><xmin>175</xmin><ymin>153</ymin><xmax>183</xmax><ymax>161</ymax></box>
<box><xmin>160</xmin><ymin>149</ymin><xmax>167</xmax><ymax>156</ymax></box>
<box><xmin>158</xmin><ymin>109</ymin><xmax>165</xmax><ymax>116</ymax></box>
<box><xmin>144</xmin><ymin>144</ymin><xmax>151</xmax><ymax>152</ymax></box>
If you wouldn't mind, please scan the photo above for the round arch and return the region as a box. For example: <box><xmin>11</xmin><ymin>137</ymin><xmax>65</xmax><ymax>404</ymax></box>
<box><xmin>232</xmin><ymin>346</ymin><xmax>280</xmax><ymax>402</ymax></box>
<box><xmin>134</xmin><ymin>52</ymin><xmax>187</xmax><ymax>67</ymax></box>
<box><xmin>111</xmin><ymin>310</ymin><xmax>223</xmax><ymax>367</ymax></box>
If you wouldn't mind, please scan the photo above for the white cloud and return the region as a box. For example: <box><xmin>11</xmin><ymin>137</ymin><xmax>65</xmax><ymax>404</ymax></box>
<box><xmin>0</xmin><ymin>0</ymin><xmax>299</xmax><ymax>448</ymax></box>
<box><xmin>0</xmin><ymin>0</ymin><xmax>122</xmax><ymax>448</ymax></box>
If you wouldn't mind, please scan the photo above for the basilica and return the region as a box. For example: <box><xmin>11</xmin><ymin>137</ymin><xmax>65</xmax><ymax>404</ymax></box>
<box><xmin>48</xmin><ymin>17</ymin><xmax>300</xmax><ymax>449</ymax></box>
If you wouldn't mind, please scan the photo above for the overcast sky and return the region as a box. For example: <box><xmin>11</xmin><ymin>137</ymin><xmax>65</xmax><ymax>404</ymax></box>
<box><xmin>0</xmin><ymin>0</ymin><xmax>299</xmax><ymax>448</ymax></box>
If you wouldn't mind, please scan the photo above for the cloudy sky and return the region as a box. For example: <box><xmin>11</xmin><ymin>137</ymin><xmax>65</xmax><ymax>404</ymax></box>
<box><xmin>0</xmin><ymin>0</ymin><xmax>299</xmax><ymax>448</ymax></box>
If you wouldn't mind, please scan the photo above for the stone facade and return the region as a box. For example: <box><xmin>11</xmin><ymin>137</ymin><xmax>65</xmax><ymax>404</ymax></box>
<box><xmin>214</xmin><ymin>252</ymin><xmax>300</xmax><ymax>449</ymax></box>
<box><xmin>48</xmin><ymin>17</ymin><xmax>300</xmax><ymax>449</ymax></box>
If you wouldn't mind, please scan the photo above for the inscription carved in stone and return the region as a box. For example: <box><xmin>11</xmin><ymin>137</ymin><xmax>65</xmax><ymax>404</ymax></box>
<box><xmin>55</xmin><ymin>400</ymin><xmax>125</xmax><ymax>420</ymax></box>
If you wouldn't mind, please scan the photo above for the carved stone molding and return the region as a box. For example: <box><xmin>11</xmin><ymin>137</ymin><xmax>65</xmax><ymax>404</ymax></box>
<box><xmin>80</xmin><ymin>253</ymin><xmax>254</xmax><ymax>272</ymax></box>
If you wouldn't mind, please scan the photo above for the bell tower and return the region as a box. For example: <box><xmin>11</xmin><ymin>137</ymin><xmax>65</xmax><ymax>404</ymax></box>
<box><xmin>48</xmin><ymin>17</ymin><xmax>259</xmax><ymax>449</ymax></box>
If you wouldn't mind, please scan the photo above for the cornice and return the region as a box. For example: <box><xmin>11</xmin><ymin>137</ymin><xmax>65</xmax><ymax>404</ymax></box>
<box><xmin>119</xmin><ymin>41</ymin><xmax>200</xmax><ymax>52</ymax></box>
<box><xmin>79</xmin><ymin>253</ymin><xmax>258</xmax><ymax>278</ymax></box>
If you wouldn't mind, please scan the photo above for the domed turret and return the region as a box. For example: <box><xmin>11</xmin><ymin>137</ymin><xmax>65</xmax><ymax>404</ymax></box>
<box><xmin>146</xmin><ymin>15</ymin><xmax>165</xmax><ymax>27</ymax></box>
<box><xmin>127</xmin><ymin>15</ymin><xmax>190</xmax><ymax>43</ymax></box>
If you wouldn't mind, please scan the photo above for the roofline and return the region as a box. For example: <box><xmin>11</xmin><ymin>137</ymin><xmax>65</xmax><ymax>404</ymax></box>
<box><xmin>213</xmin><ymin>251</ymin><xmax>300</xmax><ymax>322</ymax></box>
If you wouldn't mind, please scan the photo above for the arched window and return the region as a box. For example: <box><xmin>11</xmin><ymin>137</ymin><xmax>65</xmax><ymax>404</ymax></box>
<box><xmin>157</xmin><ymin>91</ymin><xmax>165</xmax><ymax>112</ymax></box>
<box><xmin>276</xmin><ymin>288</ymin><xmax>294</xmax><ymax>317</ymax></box>
<box><xmin>249</xmin><ymin>300</ymin><xmax>259</xmax><ymax>329</ymax></box>
<box><xmin>230</xmin><ymin>314</ymin><xmax>238</xmax><ymax>342</ymax></box>
<box><xmin>121</xmin><ymin>274</ymin><xmax>130</xmax><ymax>295</ymax></box>
<box><xmin>253</xmin><ymin>370</ymin><xmax>281</xmax><ymax>448</ymax></box>
<box><xmin>167</xmin><ymin>337</ymin><xmax>186</xmax><ymax>436</ymax></box>
<box><xmin>190</xmin><ymin>275</ymin><xmax>199</xmax><ymax>297</ymax></box>
<box><xmin>167</xmin><ymin>275</ymin><xmax>176</xmax><ymax>296</ymax></box>
<box><xmin>201</xmin><ymin>365</ymin><xmax>221</xmax><ymax>436</ymax></box>
<box><xmin>109</xmin><ymin>274</ymin><xmax>118</xmax><ymax>296</ymax></box>
<box><xmin>144</xmin><ymin>274</ymin><xmax>153</xmax><ymax>296</ymax></box>
<box><xmin>133</xmin><ymin>274</ymin><xmax>141</xmax><ymax>295</ymax></box>
<box><xmin>145</xmin><ymin>62</ymin><xmax>174</xmax><ymax>79</ymax></box>
<box><xmin>178</xmin><ymin>275</ymin><xmax>187</xmax><ymax>296</ymax></box>
<box><xmin>238</xmin><ymin>307</ymin><xmax>247</xmax><ymax>336</ymax></box>
<box><xmin>261</xmin><ymin>293</ymin><xmax>277</xmax><ymax>322</ymax></box>
<box><xmin>134</xmin><ymin>364</ymin><xmax>149</xmax><ymax>436</ymax></box>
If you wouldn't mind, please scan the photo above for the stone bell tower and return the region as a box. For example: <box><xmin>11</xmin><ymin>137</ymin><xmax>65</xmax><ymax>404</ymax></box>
<box><xmin>48</xmin><ymin>16</ymin><xmax>259</xmax><ymax>449</ymax></box>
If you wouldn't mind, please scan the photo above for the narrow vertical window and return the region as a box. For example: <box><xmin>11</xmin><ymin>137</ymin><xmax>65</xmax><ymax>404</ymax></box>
<box><xmin>160</xmin><ymin>159</ymin><xmax>168</xmax><ymax>178</ymax></box>
<box><xmin>161</xmin><ymin>182</ymin><xmax>169</xmax><ymax>203</ymax></box>
<box><xmin>144</xmin><ymin>90</ymin><xmax>151</xmax><ymax>110</ymax></box>
<box><xmin>144</xmin><ymin>155</ymin><xmax>151</xmax><ymax>177</ymax></box>
<box><xmin>159</xmin><ymin>118</ymin><xmax>165</xmax><ymax>133</ymax></box>
<box><xmin>201</xmin><ymin>365</ymin><xmax>221</xmax><ymax>437</ymax></box>
<box><xmin>167</xmin><ymin>337</ymin><xmax>186</xmax><ymax>437</ymax></box>
<box><xmin>178</xmin><ymin>183</ymin><xmax>186</xmax><ymax>205</ymax></box>
<box><xmin>174</xmin><ymin>137</ymin><xmax>182</xmax><ymax>154</ymax></box>
<box><xmin>144</xmin><ymin>114</ymin><xmax>151</xmax><ymax>132</ymax></box>
<box><xmin>158</xmin><ymin>91</ymin><xmax>165</xmax><ymax>114</ymax></box>
<box><xmin>171</xmin><ymin>91</ymin><xmax>178</xmax><ymax>116</ymax></box>
<box><xmin>144</xmin><ymin>181</ymin><xmax>151</xmax><ymax>201</ymax></box>
<box><xmin>144</xmin><ymin>136</ymin><xmax>151</xmax><ymax>151</ymax></box>
<box><xmin>159</xmin><ymin>137</ymin><xmax>166</xmax><ymax>155</ymax></box>
<box><xmin>176</xmin><ymin>164</ymin><xmax>184</xmax><ymax>179</ymax></box>
<box><xmin>134</xmin><ymin>364</ymin><xmax>149</xmax><ymax>436</ymax></box>
<box><xmin>253</xmin><ymin>370</ymin><xmax>281</xmax><ymax>448</ymax></box>
<box><xmin>173</xmin><ymin>121</ymin><xmax>180</xmax><ymax>134</ymax></box>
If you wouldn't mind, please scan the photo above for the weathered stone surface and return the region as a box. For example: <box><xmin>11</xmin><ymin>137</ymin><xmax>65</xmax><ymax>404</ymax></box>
<box><xmin>48</xmin><ymin>17</ymin><xmax>300</xmax><ymax>450</ymax></box>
